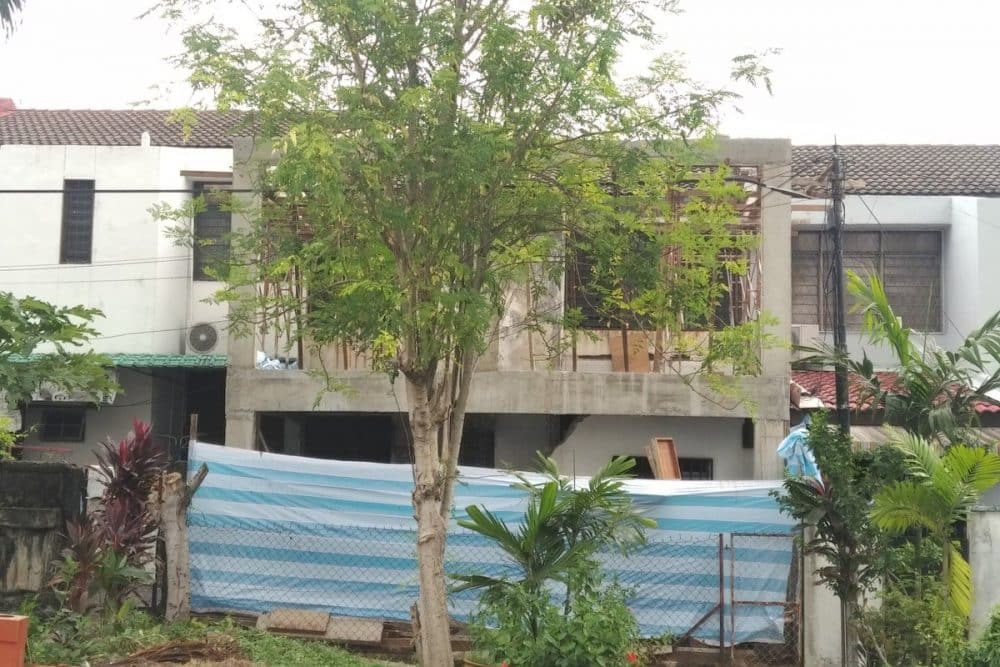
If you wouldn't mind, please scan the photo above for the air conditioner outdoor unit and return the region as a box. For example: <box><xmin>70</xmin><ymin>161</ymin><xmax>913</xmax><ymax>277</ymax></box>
<box><xmin>186</xmin><ymin>322</ymin><xmax>221</xmax><ymax>355</ymax></box>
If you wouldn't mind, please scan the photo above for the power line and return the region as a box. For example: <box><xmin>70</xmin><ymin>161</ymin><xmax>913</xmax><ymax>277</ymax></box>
<box><xmin>3</xmin><ymin>274</ymin><xmax>195</xmax><ymax>285</ymax></box>
<box><xmin>0</xmin><ymin>255</ymin><xmax>191</xmax><ymax>272</ymax></box>
<box><xmin>92</xmin><ymin>320</ymin><xmax>229</xmax><ymax>341</ymax></box>
<box><xmin>0</xmin><ymin>188</ymin><xmax>246</xmax><ymax>194</ymax></box>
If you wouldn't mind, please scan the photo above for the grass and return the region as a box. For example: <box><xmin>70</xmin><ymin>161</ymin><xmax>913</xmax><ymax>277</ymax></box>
<box><xmin>23</xmin><ymin>605</ymin><xmax>401</xmax><ymax>666</ymax></box>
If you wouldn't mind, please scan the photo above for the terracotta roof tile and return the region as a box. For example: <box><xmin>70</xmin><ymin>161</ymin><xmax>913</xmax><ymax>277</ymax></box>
<box><xmin>791</xmin><ymin>369</ymin><xmax>1000</xmax><ymax>414</ymax></box>
<box><xmin>0</xmin><ymin>109</ymin><xmax>249</xmax><ymax>148</ymax></box>
<box><xmin>791</xmin><ymin>144</ymin><xmax>1000</xmax><ymax>197</ymax></box>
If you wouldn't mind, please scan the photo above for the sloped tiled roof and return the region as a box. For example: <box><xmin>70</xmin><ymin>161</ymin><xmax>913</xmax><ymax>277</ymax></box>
<box><xmin>791</xmin><ymin>144</ymin><xmax>1000</xmax><ymax>197</ymax></box>
<box><xmin>791</xmin><ymin>369</ymin><xmax>1000</xmax><ymax>414</ymax></box>
<box><xmin>0</xmin><ymin>109</ymin><xmax>248</xmax><ymax>148</ymax></box>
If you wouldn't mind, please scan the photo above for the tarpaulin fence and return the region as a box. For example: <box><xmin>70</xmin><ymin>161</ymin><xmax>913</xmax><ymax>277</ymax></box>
<box><xmin>186</xmin><ymin>442</ymin><xmax>797</xmax><ymax>644</ymax></box>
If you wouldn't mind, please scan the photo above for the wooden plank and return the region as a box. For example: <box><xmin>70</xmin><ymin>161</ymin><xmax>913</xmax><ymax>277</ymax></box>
<box><xmin>262</xmin><ymin>609</ymin><xmax>331</xmax><ymax>634</ymax></box>
<box><xmin>325</xmin><ymin>616</ymin><xmax>384</xmax><ymax>645</ymax></box>
<box><xmin>646</xmin><ymin>437</ymin><xmax>680</xmax><ymax>480</ymax></box>
<box><xmin>609</xmin><ymin>330</ymin><xmax>651</xmax><ymax>372</ymax></box>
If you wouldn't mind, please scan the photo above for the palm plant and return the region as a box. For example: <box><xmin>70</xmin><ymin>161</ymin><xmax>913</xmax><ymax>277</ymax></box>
<box><xmin>453</xmin><ymin>455</ymin><xmax>654</xmax><ymax>598</ymax></box>
<box><xmin>798</xmin><ymin>273</ymin><xmax>1000</xmax><ymax>446</ymax></box>
<box><xmin>871</xmin><ymin>431</ymin><xmax>1000</xmax><ymax>617</ymax></box>
<box><xmin>1</xmin><ymin>0</ymin><xmax>23</xmax><ymax>36</ymax></box>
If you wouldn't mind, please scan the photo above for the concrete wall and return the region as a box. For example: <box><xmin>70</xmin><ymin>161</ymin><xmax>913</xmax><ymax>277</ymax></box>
<box><xmin>792</xmin><ymin>193</ymin><xmax>1000</xmax><ymax>369</ymax></box>
<box><xmin>20</xmin><ymin>369</ymin><xmax>153</xmax><ymax>466</ymax></box>
<box><xmin>0</xmin><ymin>143</ymin><xmax>232</xmax><ymax>355</ymax></box>
<box><xmin>548</xmin><ymin>415</ymin><xmax>752</xmax><ymax>480</ymax></box>
<box><xmin>970</xmin><ymin>507</ymin><xmax>1000</xmax><ymax>638</ymax></box>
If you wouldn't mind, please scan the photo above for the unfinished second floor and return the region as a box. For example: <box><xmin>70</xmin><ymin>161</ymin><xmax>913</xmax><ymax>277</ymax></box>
<box><xmin>226</xmin><ymin>137</ymin><xmax>794</xmax><ymax>421</ymax></box>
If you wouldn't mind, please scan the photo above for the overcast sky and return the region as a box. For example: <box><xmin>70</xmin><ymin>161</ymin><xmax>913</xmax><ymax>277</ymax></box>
<box><xmin>1</xmin><ymin>0</ymin><xmax>997</xmax><ymax>144</ymax></box>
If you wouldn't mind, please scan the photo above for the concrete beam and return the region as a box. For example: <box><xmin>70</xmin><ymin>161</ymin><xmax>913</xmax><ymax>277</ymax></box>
<box><xmin>227</xmin><ymin>369</ymin><xmax>787</xmax><ymax>420</ymax></box>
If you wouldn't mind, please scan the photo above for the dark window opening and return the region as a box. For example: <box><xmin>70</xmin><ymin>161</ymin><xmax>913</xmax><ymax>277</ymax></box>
<box><xmin>40</xmin><ymin>407</ymin><xmax>87</xmax><ymax>442</ymax></box>
<box><xmin>193</xmin><ymin>182</ymin><xmax>232</xmax><ymax>281</ymax></box>
<box><xmin>302</xmin><ymin>414</ymin><xmax>393</xmax><ymax>462</ymax></box>
<box><xmin>568</xmin><ymin>236</ymin><xmax>747</xmax><ymax>331</ymax></box>
<box><xmin>620</xmin><ymin>455</ymin><xmax>656</xmax><ymax>479</ymax></box>
<box><xmin>678</xmin><ymin>457</ymin><xmax>714</xmax><ymax>480</ymax></box>
<box><xmin>60</xmin><ymin>180</ymin><xmax>95</xmax><ymax>264</ymax></box>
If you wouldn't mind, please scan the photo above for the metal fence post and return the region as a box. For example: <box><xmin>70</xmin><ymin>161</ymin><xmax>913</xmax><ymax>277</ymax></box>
<box><xmin>718</xmin><ymin>532</ymin><xmax>725</xmax><ymax>664</ymax></box>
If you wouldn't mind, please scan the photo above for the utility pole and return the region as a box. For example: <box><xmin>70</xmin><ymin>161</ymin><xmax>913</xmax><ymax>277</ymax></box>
<box><xmin>830</xmin><ymin>144</ymin><xmax>851</xmax><ymax>434</ymax></box>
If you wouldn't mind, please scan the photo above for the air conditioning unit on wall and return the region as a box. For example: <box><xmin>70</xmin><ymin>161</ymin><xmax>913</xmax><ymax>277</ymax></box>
<box><xmin>186</xmin><ymin>322</ymin><xmax>221</xmax><ymax>355</ymax></box>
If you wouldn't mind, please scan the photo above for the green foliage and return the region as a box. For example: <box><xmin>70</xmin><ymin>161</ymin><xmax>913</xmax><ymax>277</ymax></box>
<box><xmin>872</xmin><ymin>432</ymin><xmax>1000</xmax><ymax>617</ymax></box>
<box><xmin>459</xmin><ymin>455</ymin><xmax>648</xmax><ymax>665</ymax></box>
<box><xmin>773</xmin><ymin>412</ymin><xmax>901</xmax><ymax>607</ymax></box>
<box><xmin>855</xmin><ymin>579</ymin><xmax>970</xmax><ymax>667</ymax></box>
<box><xmin>798</xmin><ymin>272</ymin><xmax>1000</xmax><ymax>445</ymax></box>
<box><xmin>23</xmin><ymin>607</ymin><xmax>386</xmax><ymax>666</ymax></box>
<box><xmin>967</xmin><ymin>606</ymin><xmax>1000</xmax><ymax>667</ymax></box>
<box><xmin>471</xmin><ymin>566</ymin><xmax>641</xmax><ymax>667</ymax></box>
<box><xmin>0</xmin><ymin>291</ymin><xmax>116</xmax><ymax>409</ymax></box>
<box><xmin>0</xmin><ymin>416</ymin><xmax>15</xmax><ymax>459</ymax></box>
<box><xmin>455</xmin><ymin>454</ymin><xmax>654</xmax><ymax>598</ymax></box>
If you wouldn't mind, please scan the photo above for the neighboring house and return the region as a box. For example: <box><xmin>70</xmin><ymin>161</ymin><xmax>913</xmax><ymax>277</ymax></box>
<box><xmin>223</xmin><ymin>138</ymin><xmax>794</xmax><ymax>480</ymax></box>
<box><xmin>0</xmin><ymin>101</ymin><xmax>241</xmax><ymax>464</ymax></box>
<box><xmin>789</xmin><ymin>144</ymin><xmax>1000</xmax><ymax>368</ymax></box>
<box><xmin>789</xmin><ymin>369</ymin><xmax>1000</xmax><ymax>447</ymax></box>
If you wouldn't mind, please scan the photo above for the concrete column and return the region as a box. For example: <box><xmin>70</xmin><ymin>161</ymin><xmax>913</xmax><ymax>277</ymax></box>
<box><xmin>753</xmin><ymin>418</ymin><xmax>787</xmax><ymax>479</ymax></box>
<box><xmin>224</xmin><ymin>409</ymin><xmax>255</xmax><ymax>450</ymax></box>
<box><xmin>225</xmin><ymin>138</ymin><xmax>277</xmax><ymax>449</ymax></box>
<box><xmin>283</xmin><ymin>416</ymin><xmax>303</xmax><ymax>456</ymax></box>
<box><xmin>970</xmin><ymin>507</ymin><xmax>1000</xmax><ymax>637</ymax></box>
<box><xmin>802</xmin><ymin>528</ymin><xmax>844</xmax><ymax>667</ymax></box>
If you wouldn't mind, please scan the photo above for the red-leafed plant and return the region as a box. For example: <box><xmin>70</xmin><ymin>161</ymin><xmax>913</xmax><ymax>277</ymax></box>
<box><xmin>52</xmin><ymin>420</ymin><xmax>166</xmax><ymax>613</ymax></box>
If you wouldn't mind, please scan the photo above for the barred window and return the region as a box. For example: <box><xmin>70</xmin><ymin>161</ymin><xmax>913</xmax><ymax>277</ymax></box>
<box><xmin>60</xmin><ymin>180</ymin><xmax>95</xmax><ymax>264</ymax></box>
<box><xmin>678</xmin><ymin>457</ymin><xmax>714</xmax><ymax>480</ymax></box>
<box><xmin>791</xmin><ymin>229</ymin><xmax>942</xmax><ymax>332</ymax></box>
<box><xmin>40</xmin><ymin>407</ymin><xmax>86</xmax><ymax>442</ymax></box>
<box><xmin>193</xmin><ymin>182</ymin><xmax>232</xmax><ymax>281</ymax></box>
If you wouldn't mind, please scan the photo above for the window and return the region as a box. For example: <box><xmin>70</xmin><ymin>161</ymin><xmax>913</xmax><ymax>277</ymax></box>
<box><xmin>40</xmin><ymin>407</ymin><xmax>86</xmax><ymax>442</ymax></box>
<box><xmin>791</xmin><ymin>229</ymin><xmax>942</xmax><ymax>331</ymax></box>
<box><xmin>193</xmin><ymin>182</ymin><xmax>232</xmax><ymax>281</ymax></box>
<box><xmin>567</xmin><ymin>238</ymin><xmax>747</xmax><ymax>330</ymax></box>
<box><xmin>60</xmin><ymin>180</ymin><xmax>95</xmax><ymax>264</ymax></box>
<box><xmin>678</xmin><ymin>457</ymin><xmax>714</xmax><ymax>480</ymax></box>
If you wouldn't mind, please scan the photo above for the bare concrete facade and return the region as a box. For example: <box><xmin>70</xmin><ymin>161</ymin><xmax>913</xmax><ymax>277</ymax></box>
<box><xmin>224</xmin><ymin>137</ymin><xmax>792</xmax><ymax>480</ymax></box>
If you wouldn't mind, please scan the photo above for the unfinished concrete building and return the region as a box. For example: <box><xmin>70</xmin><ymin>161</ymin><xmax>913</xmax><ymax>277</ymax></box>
<box><xmin>223</xmin><ymin>138</ymin><xmax>792</xmax><ymax>480</ymax></box>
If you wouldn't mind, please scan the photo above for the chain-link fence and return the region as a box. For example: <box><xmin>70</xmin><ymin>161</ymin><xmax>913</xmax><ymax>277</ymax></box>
<box><xmin>184</xmin><ymin>522</ymin><xmax>802</xmax><ymax>665</ymax></box>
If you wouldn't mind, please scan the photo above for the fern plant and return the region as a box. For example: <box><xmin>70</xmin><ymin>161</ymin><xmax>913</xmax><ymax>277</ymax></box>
<box><xmin>872</xmin><ymin>431</ymin><xmax>1000</xmax><ymax>617</ymax></box>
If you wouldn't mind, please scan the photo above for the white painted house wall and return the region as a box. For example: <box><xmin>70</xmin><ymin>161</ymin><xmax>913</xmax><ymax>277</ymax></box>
<box><xmin>0</xmin><ymin>142</ymin><xmax>232</xmax><ymax>457</ymax></box>
<box><xmin>491</xmin><ymin>413</ymin><xmax>752</xmax><ymax>479</ymax></box>
<box><xmin>0</xmin><ymin>144</ymin><xmax>232</xmax><ymax>355</ymax></box>
<box><xmin>793</xmin><ymin>194</ymin><xmax>1000</xmax><ymax>368</ymax></box>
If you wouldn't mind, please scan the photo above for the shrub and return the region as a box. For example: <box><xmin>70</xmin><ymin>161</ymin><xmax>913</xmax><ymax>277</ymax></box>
<box><xmin>471</xmin><ymin>565</ymin><xmax>640</xmax><ymax>667</ymax></box>
<box><xmin>855</xmin><ymin>578</ymin><xmax>970</xmax><ymax>667</ymax></box>
<box><xmin>50</xmin><ymin>420</ymin><xmax>164</xmax><ymax>613</ymax></box>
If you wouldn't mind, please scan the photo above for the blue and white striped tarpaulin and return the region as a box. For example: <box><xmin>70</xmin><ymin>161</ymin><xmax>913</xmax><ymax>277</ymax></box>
<box><xmin>187</xmin><ymin>442</ymin><xmax>796</xmax><ymax>644</ymax></box>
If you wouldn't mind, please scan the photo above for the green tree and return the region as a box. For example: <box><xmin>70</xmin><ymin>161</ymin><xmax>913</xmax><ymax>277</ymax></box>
<box><xmin>809</xmin><ymin>272</ymin><xmax>1000</xmax><ymax>445</ymax></box>
<box><xmin>0</xmin><ymin>292</ymin><xmax>116</xmax><ymax>418</ymax></box>
<box><xmin>872</xmin><ymin>431</ymin><xmax>1000</xmax><ymax>618</ymax></box>
<box><xmin>773</xmin><ymin>412</ymin><xmax>903</xmax><ymax>667</ymax></box>
<box><xmin>0</xmin><ymin>0</ymin><xmax>22</xmax><ymax>36</ymax></box>
<box><xmin>154</xmin><ymin>0</ymin><xmax>771</xmax><ymax>661</ymax></box>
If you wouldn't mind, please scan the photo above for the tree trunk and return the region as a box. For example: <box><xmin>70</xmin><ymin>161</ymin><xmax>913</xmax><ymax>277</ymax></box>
<box><xmin>407</xmin><ymin>377</ymin><xmax>454</xmax><ymax>667</ymax></box>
